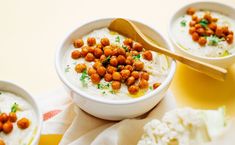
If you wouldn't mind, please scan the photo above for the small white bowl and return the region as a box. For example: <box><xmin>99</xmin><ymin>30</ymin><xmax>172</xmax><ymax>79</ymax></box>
<box><xmin>169</xmin><ymin>0</ymin><xmax>235</xmax><ymax>68</ymax></box>
<box><xmin>0</xmin><ymin>80</ymin><xmax>42</xmax><ymax>145</ymax></box>
<box><xmin>55</xmin><ymin>18</ymin><xmax>176</xmax><ymax>120</ymax></box>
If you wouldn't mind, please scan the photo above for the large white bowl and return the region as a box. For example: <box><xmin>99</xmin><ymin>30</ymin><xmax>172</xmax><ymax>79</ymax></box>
<box><xmin>55</xmin><ymin>18</ymin><xmax>176</xmax><ymax>120</ymax></box>
<box><xmin>169</xmin><ymin>0</ymin><xmax>235</xmax><ymax>68</ymax></box>
<box><xmin>0</xmin><ymin>80</ymin><xmax>42</xmax><ymax>145</ymax></box>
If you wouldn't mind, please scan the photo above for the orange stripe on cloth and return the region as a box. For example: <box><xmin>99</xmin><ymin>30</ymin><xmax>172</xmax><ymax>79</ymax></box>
<box><xmin>43</xmin><ymin>110</ymin><xmax>61</xmax><ymax>121</ymax></box>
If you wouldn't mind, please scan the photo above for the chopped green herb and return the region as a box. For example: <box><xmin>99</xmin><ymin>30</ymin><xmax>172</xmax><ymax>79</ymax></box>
<box><xmin>208</xmin><ymin>35</ymin><xmax>223</xmax><ymax>46</ymax></box>
<box><xmin>65</xmin><ymin>65</ymin><xmax>71</xmax><ymax>72</ymax></box>
<box><xmin>122</xmin><ymin>45</ymin><xmax>129</xmax><ymax>52</ymax></box>
<box><xmin>102</xmin><ymin>55</ymin><xmax>111</xmax><ymax>66</ymax></box>
<box><xmin>117</xmin><ymin>65</ymin><xmax>122</xmax><ymax>71</ymax></box>
<box><xmin>221</xmin><ymin>50</ymin><xmax>230</xmax><ymax>57</ymax></box>
<box><xmin>199</xmin><ymin>19</ymin><xmax>209</xmax><ymax>28</ymax></box>
<box><xmin>97</xmin><ymin>82</ymin><xmax>111</xmax><ymax>90</ymax></box>
<box><xmin>149</xmin><ymin>86</ymin><xmax>153</xmax><ymax>91</ymax></box>
<box><xmin>180</xmin><ymin>20</ymin><xmax>186</xmax><ymax>27</ymax></box>
<box><xmin>133</xmin><ymin>54</ymin><xmax>141</xmax><ymax>60</ymax></box>
<box><xmin>109</xmin><ymin>90</ymin><xmax>115</xmax><ymax>94</ymax></box>
<box><xmin>102</xmin><ymin>91</ymin><xmax>106</xmax><ymax>95</ymax></box>
<box><xmin>115</xmin><ymin>36</ymin><xmax>120</xmax><ymax>43</ymax></box>
<box><xmin>11</xmin><ymin>103</ymin><xmax>19</xmax><ymax>113</ymax></box>
<box><xmin>80</xmin><ymin>70</ymin><xmax>89</xmax><ymax>87</ymax></box>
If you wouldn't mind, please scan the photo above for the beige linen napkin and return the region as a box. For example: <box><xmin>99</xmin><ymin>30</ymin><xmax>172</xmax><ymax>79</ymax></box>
<box><xmin>39</xmin><ymin>89</ymin><xmax>235</xmax><ymax>145</ymax></box>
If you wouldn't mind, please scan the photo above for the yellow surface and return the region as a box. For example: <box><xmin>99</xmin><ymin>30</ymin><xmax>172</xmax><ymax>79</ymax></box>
<box><xmin>0</xmin><ymin>0</ymin><xmax>235</xmax><ymax>144</ymax></box>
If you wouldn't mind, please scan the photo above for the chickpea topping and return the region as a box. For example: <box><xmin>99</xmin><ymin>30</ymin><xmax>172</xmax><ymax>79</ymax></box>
<box><xmin>196</xmin><ymin>28</ymin><xmax>206</xmax><ymax>35</ymax></box>
<box><xmin>120</xmin><ymin>69</ymin><xmax>131</xmax><ymax>80</ymax></box>
<box><xmin>71</xmin><ymin>50</ymin><xmax>81</xmax><ymax>59</ymax></box>
<box><xmin>192</xmin><ymin>15</ymin><xmax>198</xmax><ymax>21</ymax></box>
<box><xmin>192</xmin><ymin>32</ymin><xmax>199</xmax><ymax>41</ymax></box>
<box><xmin>126</xmin><ymin>76</ymin><xmax>136</xmax><ymax>86</ymax></box>
<box><xmin>91</xmin><ymin>73</ymin><xmax>101</xmax><ymax>84</ymax></box>
<box><xmin>100</xmin><ymin>38</ymin><xmax>110</xmax><ymax>46</ymax></box>
<box><xmin>85</xmin><ymin>53</ymin><xmax>95</xmax><ymax>62</ymax></box>
<box><xmin>131</xmin><ymin>71</ymin><xmax>139</xmax><ymax>79</ymax></box>
<box><xmin>93</xmin><ymin>61</ymin><xmax>102</xmax><ymax>69</ymax></box>
<box><xmin>3</xmin><ymin>122</ymin><xmax>13</xmax><ymax>134</ymax></box>
<box><xmin>125</xmin><ymin>56</ymin><xmax>133</xmax><ymax>65</ymax></box>
<box><xmin>208</xmin><ymin>23</ymin><xmax>217</xmax><ymax>30</ymax></box>
<box><xmin>112</xmin><ymin>72</ymin><xmax>122</xmax><ymax>81</ymax></box>
<box><xmin>133</xmin><ymin>43</ymin><xmax>143</xmax><ymax>51</ymax></box>
<box><xmin>153</xmin><ymin>83</ymin><xmax>161</xmax><ymax>89</ymax></box>
<box><xmin>189</xmin><ymin>27</ymin><xmax>196</xmax><ymax>35</ymax></box>
<box><xmin>96</xmin><ymin>43</ymin><xmax>103</xmax><ymax>49</ymax></box>
<box><xmin>94</xmin><ymin>48</ymin><xmax>103</xmax><ymax>58</ymax></box>
<box><xmin>88</xmin><ymin>47</ymin><xmax>95</xmax><ymax>53</ymax></box>
<box><xmin>226</xmin><ymin>34</ymin><xmax>233</xmax><ymax>44</ymax></box>
<box><xmin>117</xmin><ymin>55</ymin><xmax>126</xmax><ymax>65</ymax></box>
<box><xmin>141</xmin><ymin>72</ymin><xmax>149</xmax><ymax>80</ymax></box>
<box><xmin>88</xmin><ymin>67</ymin><xmax>97</xmax><ymax>76</ymax></box>
<box><xmin>0</xmin><ymin>113</ymin><xmax>9</xmax><ymax>123</ymax></box>
<box><xmin>9</xmin><ymin>112</ymin><xmax>17</xmax><ymax>122</ymax></box>
<box><xmin>117</xmin><ymin>48</ymin><xmax>126</xmax><ymax>56</ymax></box>
<box><xmin>142</xmin><ymin>51</ymin><xmax>153</xmax><ymax>61</ymax></box>
<box><xmin>17</xmin><ymin>118</ymin><xmax>30</xmax><ymax>130</ymax></box>
<box><xmin>110</xmin><ymin>56</ymin><xmax>118</xmax><ymax>67</ymax></box>
<box><xmin>87</xmin><ymin>37</ymin><xmax>96</xmax><ymax>46</ymax></box>
<box><xmin>104</xmin><ymin>47</ymin><xmax>113</xmax><ymax>56</ymax></box>
<box><xmin>189</xmin><ymin>21</ymin><xmax>196</xmax><ymax>27</ymax></box>
<box><xmin>139</xmin><ymin>79</ymin><xmax>149</xmax><ymax>89</ymax></box>
<box><xmin>130</xmin><ymin>50</ymin><xmax>139</xmax><ymax>56</ymax></box>
<box><xmin>0</xmin><ymin>122</ymin><xmax>2</xmax><ymax>131</ymax></box>
<box><xmin>112</xmin><ymin>48</ymin><xmax>119</xmax><ymax>56</ymax></box>
<box><xmin>107</xmin><ymin>65</ymin><xmax>117</xmax><ymax>74</ymax></box>
<box><xmin>133</xmin><ymin>61</ymin><xmax>144</xmax><ymax>71</ymax></box>
<box><xmin>123</xmin><ymin>38</ymin><xmax>133</xmax><ymax>46</ymax></box>
<box><xmin>97</xmin><ymin>66</ymin><xmax>106</xmax><ymax>77</ymax></box>
<box><xmin>73</xmin><ymin>39</ymin><xmax>84</xmax><ymax>48</ymax></box>
<box><xmin>112</xmin><ymin>81</ymin><xmax>121</xmax><ymax>90</ymax></box>
<box><xmin>124</xmin><ymin>65</ymin><xmax>133</xmax><ymax>72</ymax></box>
<box><xmin>128</xmin><ymin>85</ymin><xmax>139</xmax><ymax>94</ymax></box>
<box><xmin>100</xmin><ymin>54</ymin><xmax>106</xmax><ymax>63</ymax></box>
<box><xmin>0</xmin><ymin>139</ymin><xmax>5</xmax><ymax>145</ymax></box>
<box><xmin>198</xmin><ymin>37</ymin><xmax>207</xmax><ymax>46</ymax></box>
<box><xmin>186</xmin><ymin>7</ymin><xmax>196</xmax><ymax>15</ymax></box>
<box><xmin>75</xmin><ymin>63</ymin><xmax>86</xmax><ymax>73</ymax></box>
<box><xmin>104</xmin><ymin>73</ymin><xmax>113</xmax><ymax>82</ymax></box>
<box><xmin>81</xmin><ymin>46</ymin><xmax>89</xmax><ymax>57</ymax></box>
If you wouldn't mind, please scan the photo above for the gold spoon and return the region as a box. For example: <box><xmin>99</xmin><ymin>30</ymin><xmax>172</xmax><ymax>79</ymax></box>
<box><xmin>108</xmin><ymin>18</ymin><xmax>227</xmax><ymax>81</ymax></box>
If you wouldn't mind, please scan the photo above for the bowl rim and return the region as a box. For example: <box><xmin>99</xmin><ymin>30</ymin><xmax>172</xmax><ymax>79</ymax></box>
<box><xmin>168</xmin><ymin>0</ymin><xmax>235</xmax><ymax>61</ymax></box>
<box><xmin>0</xmin><ymin>80</ymin><xmax>42</xmax><ymax>145</ymax></box>
<box><xmin>55</xmin><ymin>18</ymin><xmax>176</xmax><ymax>105</ymax></box>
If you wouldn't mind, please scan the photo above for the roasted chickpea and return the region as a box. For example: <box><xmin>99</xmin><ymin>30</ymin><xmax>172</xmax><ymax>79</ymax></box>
<box><xmin>212</xmin><ymin>17</ymin><xmax>218</xmax><ymax>22</ymax></box>
<box><xmin>141</xmin><ymin>72</ymin><xmax>149</xmax><ymax>80</ymax></box>
<box><xmin>206</xmin><ymin>29</ymin><xmax>214</xmax><ymax>36</ymax></box>
<box><xmin>3</xmin><ymin>122</ymin><xmax>13</xmax><ymax>134</ymax></box>
<box><xmin>142</xmin><ymin>51</ymin><xmax>153</xmax><ymax>61</ymax></box>
<box><xmin>104</xmin><ymin>73</ymin><xmax>113</xmax><ymax>82</ymax></box>
<box><xmin>226</xmin><ymin>34</ymin><xmax>233</xmax><ymax>44</ymax></box>
<box><xmin>90</xmin><ymin>73</ymin><xmax>101</xmax><ymax>84</ymax></box>
<box><xmin>112</xmin><ymin>48</ymin><xmax>119</xmax><ymax>56</ymax></box>
<box><xmin>73</xmin><ymin>39</ymin><xmax>84</xmax><ymax>48</ymax></box>
<box><xmin>75</xmin><ymin>63</ymin><xmax>86</xmax><ymax>73</ymax></box>
<box><xmin>88</xmin><ymin>67</ymin><xmax>97</xmax><ymax>76</ymax></box>
<box><xmin>107</xmin><ymin>65</ymin><xmax>117</xmax><ymax>74</ymax></box>
<box><xmin>139</xmin><ymin>79</ymin><xmax>149</xmax><ymax>89</ymax></box>
<box><xmin>0</xmin><ymin>139</ymin><xmax>5</xmax><ymax>145</ymax></box>
<box><xmin>100</xmin><ymin>38</ymin><xmax>110</xmax><ymax>46</ymax></box>
<box><xmin>111</xmin><ymin>81</ymin><xmax>121</xmax><ymax>90</ymax></box>
<box><xmin>215</xmin><ymin>26</ymin><xmax>223</xmax><ymax>37</ymax></box>
<box><xmin>117</xmin><ymin>65</ymin><xmax>125</xmax><ymax>71</ymax></box>
<box><xmin>196</xmin><ymin>28</ymin><xmax>206</xmax><ymax>35</ymax></box>
<box><xmin>198</xmin><ymin>37</ymin><xmax>207</xmax><ymax>46</ymax></box>
<box><xmin>0</xmin><ymin>122</ymin><xmax>2</xmax><ymax>131</ymax></box>
<box><xmin>110</xmin><ymin>56</ymin><xmax>118</xmax><ymax>67</ymax></box>
<box><xmin>208</xmin><ymin>23</ymin><xmax>217</xmax><ymax>30</ymax></box>
<box><xmin>0</xmin><ymin>113</ymin><xmax>8</xmax><ymax>123</ymax></box>
<box><xmin>128</xmin><ymin>85</ymin><xmax>139</xmax><ymax>94</ymax></box>
<box><xmin>112</xmin><ymin>72</ymin><xmax>122</xmax><ymax>81</ymax></box>
<box><xmin>120</xmin><ymin>69</ymin><xmax>131</xmax><ymax>80</ymax></box>
<box><xmin>94</xmin><ymin>48</ymin><xmax>103</xmax><ymax>58</ymax></box>
<box><xmin>131</xmin><ymin>71</ymin><xmax>139</xmax><ymax>79</ymax></box>
<box><xmin>192</xmin><ymin>32</ymin><xmax>199</xmax><ymax>41</ymax></box>
<box><xmin>96</xmin><ymin>43</ymin><xmax>103</xmax><ymax>49</ymax></box>
<box><xmin>133</xmin><ymin>61</ymin><xmax>144</xmax><ymax>71</ymax></box>
<box><xmin>189</xmin><ymin>27</ymin><xmax>196</xmax><ymax>35</ymax></box>
<box><xmin>195</xmin><ymin>24</ymin><xmax>202</xmax><ymax>29</ymax></box>
<box><xmin>93</xmin><ymin>61</ymin><xmax>102</xmax><ymax>69</ymax></box>
<box><xmin>100</xmin><ymin>55</ymin><xmax>106</xmax><ymax>63</ymax></box>
<box><xmin>117</xmin><ymin>55</ymin><xmax>126</xmax><ymax>65</ymax></box>
<box><xmin>125</xmin><ymin>56</ymin><xmax>134</xmax><ymax>65</ymax></box>
<box><xmin>87</xmin><ymin>37</ymin><xmax>96</xmax><ymax>46</ymax></box>
<box><xmin>88</xmin><ymin>47</ymin><xmax>95</xmax><ymax>53</ymax></box>
<box><xmin>97</xmin><ymin>66</ymin><xmax>106</xmax><ymax>77</ymax></box>
<box><xmin>104</xmin><ymin>47</ymin><xmax>113</xmax><ymax>56</ymax></box>
<box><xmin>117</xmin><ymin>48</ymin><xmax>126</xmax><ymax>56</ymax></box>
<box><xmin>222</xmin><ymin>26</ymin><xmax>229</xmax><ymax>35</ymax></box>
<box><xmin>123</xmin><ymin>38</ymin><xmax>133</xmax><ymax>46</ymax></box>
<box><xmin>204</xmin><ymin>12</ymin><xmax>212</xmax><ymax>22</ymax></box>
<box><xmin>85</xmin><ymin>53</ymin><xmax>95</xmax><ymax>62</ymax></box>
<box><xmin>9</xmin><ymin>112</ymin><xmax>17</xmax><ymax>122</ymax></box>
<box><xmin>124</xmin><ymin>65</ymin><xmax>133</xmax><ymax>72</ymax></box>
<box><xmin>17</xmin><ymin>118</ymin><xmax>30</xmax><ymax>129</ymax></box>
<box><xmin>126</xmin><ymin>76</ymin><xmax>135</xmax><ymax>86</ymax></box>
<box><xmin>133</xmin><ymin>43</ymin><xmax>143</xmax><ymax>52</ymax></box>
<box><xmin>153</xmin><ymin>83</ymin><xmax>161</xmax><ymax>89</ymax></box>
<box><xmin>189</xmin><ymin>21</ymin><xmax>196</xmax><ymax>27</ymax></box>
<box><xmin>71</xmin><ymin>50</ymin><xmax>81</xmax><ymax>59</ymax></box>
<box><xmin>192</xmin><ymin>14</ymin><xmax>198</xmax><ymax>21</ymax></box>
<box><xmin>81</xmin><ymin>46</ymin><xmax>89</xmax><ymax>57</ymax></box>
<box><xmin>186</xmin><ymin>7</ymin><xmax>196</xmax><ymax>15</ymax></box>
<box><xmin>130</xmin><ymin>50</ymin><xmax>139</xmax><ymax>56</ymax></box>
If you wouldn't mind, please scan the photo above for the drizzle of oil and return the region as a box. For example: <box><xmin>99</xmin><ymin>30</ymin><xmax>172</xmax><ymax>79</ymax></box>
<box><xmin>128</xmin><ymin>89</ymin><xmax>147</xmax><ymax>98</ymax></box>
<box><xmin>109</xmin><ymin>31</ymin><xmax>118</xmax><ymax>35</ymax></box>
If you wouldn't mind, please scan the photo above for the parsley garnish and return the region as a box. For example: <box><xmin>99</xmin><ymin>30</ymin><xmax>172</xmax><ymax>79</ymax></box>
<box><xmin>80</xmin><ymin>70</ymin><xmax>89</xmax><ymax>87</ymax></box>
<box><xmin>149</xmin><ymin>86</ymin><xmax>153</xmax><ymax>91</ymax></box>
<box><xmin>65</xmin><ymin>65</ymin><xmax>71</xmax><ymax>72</ymax></box>
<box><xmin>109</xmin><ymin>90</ymin><xmax>115</xmax><ymax>94</ymax></box>
<box><xmin>11</xmin><ymin>103</ymin><xmax>19</xmax><ymax>113</ymax></box>
<box><xmin>132</xmin><ymin>54</ymin><xmax>141</xmax><ymax>60</ymax></box>
<box><xmin>102</xmin><ymin>55</ymin><xmax>111</xmax><ymax>66</ymax></box>
<box><xmin>122</xmin><ymin>45</ymin><xmax>129</xmax><ymax>52</ymax></box>
<box><xmin>208</xmin><ymin>35</ymin><xmax>223</xmax><ymax>46</ymax></box>
<box><xmin>180</xmin><ymin>20</ymin><xmax>186</xmax><ymax>27</ymax></box>
<box><xmin>115</xmin><ymin>36</ymin><xmax>120</xmax><ymax>43</ymax></box>
<box><xmin>102</xmin><ymin>91</ymin><xmax>106</xmax><ymax>95</ymax></box>
<box><xmin>199</xmin><ymin>19</ymin><xmax>209</xmax><ymax>28</ymax></box>
<box><xmin>97</xmin><ymin>82</ymin><xmax>110</xmax><ymax>90</ymax></box>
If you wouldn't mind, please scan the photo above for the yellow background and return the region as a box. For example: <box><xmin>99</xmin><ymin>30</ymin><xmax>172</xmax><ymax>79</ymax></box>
<box><xmin>0</xmin><ymin>0</ymin><xmax>234</xmax><ymax>144</ymax></box>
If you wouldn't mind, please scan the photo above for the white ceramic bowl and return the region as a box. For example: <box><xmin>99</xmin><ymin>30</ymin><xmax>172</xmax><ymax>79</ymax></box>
<box><xmin>0</xmin><ymin>80</ymin><xmax>42</xmax><ymax>145</ymax></box>
<box><xmin>55</xmin><ymin>18</ymin><xmax>176</xmax><ymax>120</ymax></box>
<box><xmin>169</xmin><ymin>0</ymin><xmax>235</xmax><ymax>68</ymax></box>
